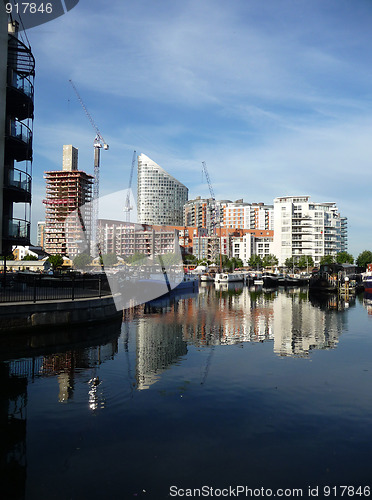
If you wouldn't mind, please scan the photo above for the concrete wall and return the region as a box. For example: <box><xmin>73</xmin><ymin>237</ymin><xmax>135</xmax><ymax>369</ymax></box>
<box><xmin>0</xmin><ymin>295</ymin><xmax>122</xmax><ymax>333</ymax></box>
<box><xmin>0</xmin><ymin>3</ymin><xmax>8</xmax><ymax>255</ymax></box>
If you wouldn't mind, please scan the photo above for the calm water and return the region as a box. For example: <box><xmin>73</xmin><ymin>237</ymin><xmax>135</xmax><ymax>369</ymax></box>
<box><xmin>1</xmin><ymin>285</ymin><xmax>372</xmax><ymax>499</ymax></box>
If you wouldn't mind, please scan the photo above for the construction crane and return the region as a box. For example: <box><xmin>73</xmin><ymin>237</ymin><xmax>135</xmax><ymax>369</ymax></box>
<box><xmin>69</xmin><ymin>79</ymin><xmax>109</xmax><ymax>254</ymax></box>
<box><xmin>202</xmin><ymin>161</ymin><xmax>220</xmax><ymax>266</ymax></box>
<box><xmin>202</xmin><ymin>161</ymin><xmax>219</xmax><ymax>234</ymax></box>
<box><xmin>124</xmin><ymin>150</ymin><xmax>137</xmax><ymax>223</ymax></box>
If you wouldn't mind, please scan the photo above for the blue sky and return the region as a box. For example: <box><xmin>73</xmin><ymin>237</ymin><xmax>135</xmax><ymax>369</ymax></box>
<box><xmin>25</xmin><ymin>0</ymin><xmax>372</xmax><ymax>257</ymax></box>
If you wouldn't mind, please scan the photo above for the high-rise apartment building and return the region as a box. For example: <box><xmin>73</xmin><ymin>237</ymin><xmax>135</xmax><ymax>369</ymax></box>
<box><xmin>44</xmin><ymin>146</ymin><xmax>93</xmax><ymax>258</ymax></box>
<box><xmin>37</xmin><ymin>220</ymin><xmax>45</xmax><ymax>248</ymax></box>
<box><xmin>137</xmin><ymin>153</ymin><xmax>188</xmax><ymax>226</ymax></box>
<box><xmin>1</xmin><ymin>17</ymin><xmax>35</xmax><ymax>255</ymax></box>
<box><xmin>183</xmin><ymin>197</ymin><xmax>229</xmax><ymax>235</ymax></box>
<box><xmin>272</xmin><ymin>195</ymin><xmax>345</xmax><ymax>266</ymax></box>
<box><xmin>184</xmin><ymin>198</ymin><xmax>273</xmax><ymax>235</ymax></box>
<box><xmin>223</xmin><ymin>200</ymin><xmax>273</xmax><ymax>230</ymax></box>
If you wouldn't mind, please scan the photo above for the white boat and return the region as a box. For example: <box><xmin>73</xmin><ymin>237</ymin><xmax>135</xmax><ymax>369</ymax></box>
<box><xmin>200</xmin><ymin>272</ymin><xmax>215</xmax><ymax>282</ymax></box>
<box><xmin>214</xmin><ymin>272</ymin><xmax>245</xmax><ymax>283</ymax></box>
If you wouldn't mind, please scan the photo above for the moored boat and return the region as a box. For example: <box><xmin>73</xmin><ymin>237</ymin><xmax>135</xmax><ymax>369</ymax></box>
<box><xmin>362</xmin><ymin>264</ymin><xmax>372</xmax><ymax>293</ymax></box>
<box><xmin>309</xmin><ymin>263</ymin><xmax>362</xmax><ymax>294</ymax></box>
<box><xmin>214</xmin><ymin>272</ymin><xmax>245</xmax><ymax>283</ymax></box>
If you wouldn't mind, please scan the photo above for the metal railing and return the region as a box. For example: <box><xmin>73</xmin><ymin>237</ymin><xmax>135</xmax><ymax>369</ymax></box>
<box><xmin>0</xmin><ymin>274</ymin><xmax>112</xmax><ymax>303</ymax></box>
<box><xmin>9</xmin><ymin>119</ymin><xmax>32</xmax><ymax>146</ymax></box>
<box><xmin>7</xmin><ymin>167</ymin><xmax>31</xmax><ymax>193</ymax></box>
<box><xmin>7</xmin><ymin>218</ymin><xmax>30</xmax><ymax>240</ymax></box>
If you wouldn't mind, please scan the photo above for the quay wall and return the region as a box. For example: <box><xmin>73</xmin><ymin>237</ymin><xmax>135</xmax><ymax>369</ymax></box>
<box><xmin>0</xmin><ymin>295</ymin><xmax>122</xmax><ymax>333</ymax></box>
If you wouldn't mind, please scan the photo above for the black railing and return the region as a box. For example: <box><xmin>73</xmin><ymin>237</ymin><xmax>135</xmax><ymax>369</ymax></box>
<box><xmin>0</xmin><ymin>274</ymin><xmax>112</xmax><ymax>303</ymax></box>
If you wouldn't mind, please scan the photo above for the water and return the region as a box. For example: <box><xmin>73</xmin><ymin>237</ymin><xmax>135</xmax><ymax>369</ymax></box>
<box><xmin>1</xmin><ymin>285</ymin><xmax>372</xmax><ymax>499</ymax></box>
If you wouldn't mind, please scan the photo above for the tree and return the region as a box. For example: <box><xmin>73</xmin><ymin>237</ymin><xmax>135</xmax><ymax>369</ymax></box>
<box><xmin>101</xmin><ymin>253</ymin><xmax>118</xmax><ymax>267</ymax></box>
<box><xmin>262</xmin><ymin>254</ymin><xmax>278</xmax><ymax>269</ymax></box>
<box><xmin>22</xmin><ymin>254</ymin><xmax>38</xmax><ymax>261</ymax></box>
<box><xmin>284</xmin><ymin>257</ymin><xmax>295</xmax><ymax>270</ymax></box>
<box><xmin>48</xmin><ymin>254</ymin><xmax>64</xmax><ymax>271</ymax></box>
<box><xmin>158</xmin><ymin>252</ymin><xmax>181</xmax><ymax>266</ymax></box>
<box><xmin>226</xmin><ymin>257</ymin><xmax>243</xmax><ymax>271</ymax></box>
<box><xmin>248</xmin><ymin>254</ymin><xmax>263</xmax><ymax>270</ymax></box>
<box><xmin>320</xmin><ymin>255</ymin><xmax>335</xmax><ymax>265</ymax></box>
<box><xmin>126</xmin><ymin>253</ymin><xmax>147</xmax><ymax>265</ymax></box>
<box><xmin>298</xmin><ymin>255</ymin><xmax>314</xmax><ymax>269</ymax></box>
<box><xmin>183</xmin><ymin>253</ymin><xmax>197</xmax><ymax>264</ymax></box>
<box><xmin>73</xmin><ymin>253</ymin><xmax>92</xmax><ymax>270</ymax></box>
<box><xmin>336</xmin><ymin>251</ymin><xmax>354</xmax><ymax>264</ymax></box>
<box><xmin>356</xmin><ymin>250</ymin><xmax>372</xmax><ymax>270</ymax></box>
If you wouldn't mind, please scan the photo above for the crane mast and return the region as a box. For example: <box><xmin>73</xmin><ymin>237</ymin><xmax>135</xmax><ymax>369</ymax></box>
<box><xmin>202</xmin><ymin>161</ymin><xmax>220</xmax><ymax>266</ymax></box>
<box><xmin>69</xmin><ymin>80</ymin><xmax>109</xmax><ymax>255</ymax></box>
<box><xmin>124</xmin><ymin>150</ymin><xmax>137</xmax><ymax>223</ymax></box>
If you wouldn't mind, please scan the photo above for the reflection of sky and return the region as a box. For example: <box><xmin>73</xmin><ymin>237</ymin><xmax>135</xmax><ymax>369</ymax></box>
<box><xmin>17</xmin><ymin>296</ymin><xmax>372</xmax><ymax>498</ymax></box>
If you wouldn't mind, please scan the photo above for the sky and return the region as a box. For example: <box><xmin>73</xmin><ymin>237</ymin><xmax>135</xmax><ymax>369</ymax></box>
<box><xmin>21</xmin><ymin>0</ymin><xmax>372</xmax><ymax>257</ymax></box>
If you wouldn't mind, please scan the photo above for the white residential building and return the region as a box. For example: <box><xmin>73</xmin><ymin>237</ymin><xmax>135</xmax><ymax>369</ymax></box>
<box><xmin>137</xmin><ymin>154</ymin><xmax>188</xmax><ymax>226</ymax></box>
<box><xmin>272</xmin><ymin>195</ymin><xmax>344</xmax><ymax>267</ymax></box>
<box><xmin>231</xmin><ymin>233</ymin><xmax>273</xmax><ymax>266</ymax></box>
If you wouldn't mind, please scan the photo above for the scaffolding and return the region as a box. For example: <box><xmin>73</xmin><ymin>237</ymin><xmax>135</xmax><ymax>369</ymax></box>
<box><xmin>43</xmin><ymin>170</ymin><xmax>93</xmax><ymax>258</ymax></box>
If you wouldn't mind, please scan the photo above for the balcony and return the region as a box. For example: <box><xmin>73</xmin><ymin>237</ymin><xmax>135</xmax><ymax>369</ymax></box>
<box><xmin>7</xmin><ymin>69</ymin><xmax>34</xmax><ymax>121</ymax></box>
<box><xmin>5</xmin><ymin>119</ymin><xmax>33</xmax><ymax>161</ymax></box>
<box><xmin>4</xmin><ymin>218</ymin><xmax>30</xmax><ymax>246</ymax></box>
<box><xmin>4</xmin><ymin>167</ymin><xmax>32</xmax><ymax>203</ymax></box>
<box><xmin>8</xmin><ymin>34</ymin><xmax>35</xmax><ymax>77</ymax></box>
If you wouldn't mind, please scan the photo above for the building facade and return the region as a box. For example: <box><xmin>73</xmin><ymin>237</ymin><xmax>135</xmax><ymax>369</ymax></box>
<box><xmin>44</xmin><ymin>146</ymin><xmax>93</xmax><ymax>258</ymax></box>
<box><xmin>37</xmin><ymin>220</ymin><xmax>45</xmax><ymax>248</ymax></box>
<box><xmin>222</xmin><ymin>200</ymin><xmax>273</xmax><ymax>230</ymax></box>
<box><xmin>231</xmin><ymin>233</ymin><xmax>274</xmax><ymax>266</ymax></box>
<box><xmin>1</xmin><ymin>18</ymin><xmax>35</xmax><ymax>255</ymax></box>
<box><xmin>97</xmin><ymin>220</ymin><xmax>181</xmax><ymax>258</ymax></box>
<box><xmin>137</xmin><ymin>153</ymin><xmax>188</xmax><ymax>226</ymax></box>
<box><xmin>183</xmin><ymin>197</ymin><xmax>229</xmax><ymax>235</ymax></box>
<box><xmin>272</xmin><ymin>195</ymin><xmax>345</xmax><ymax>267</ymax></box>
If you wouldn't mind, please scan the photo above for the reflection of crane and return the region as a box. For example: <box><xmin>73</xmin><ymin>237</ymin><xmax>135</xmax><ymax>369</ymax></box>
<box><xmin>124</xmin><ymin>150</ymin><xmax>136</xmax><ymax>222</ymax></box>
<box><xmin>69</xmin><ymin>79</ymin><xmax>109</xmax><ymax>253</ymax></box>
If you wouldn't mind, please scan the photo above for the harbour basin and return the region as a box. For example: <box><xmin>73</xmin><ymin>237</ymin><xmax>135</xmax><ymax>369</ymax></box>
<box><xmin>1</xmin><ymin>285</ymin><xmax>372</xmax><ymax>499</ymax></box>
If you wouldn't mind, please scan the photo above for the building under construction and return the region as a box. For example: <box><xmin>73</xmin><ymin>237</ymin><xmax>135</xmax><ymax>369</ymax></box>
<box><xmin>43</xmin><ymin>145</ymin><xmax>93</xmax><ymax>258</ymax></box>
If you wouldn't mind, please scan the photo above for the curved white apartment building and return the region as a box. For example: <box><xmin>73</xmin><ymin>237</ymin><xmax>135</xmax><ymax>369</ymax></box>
<box><xmin>137</xmin><ymin>154</ymin><xmax>188</xmax><ymax>225</ymax></box>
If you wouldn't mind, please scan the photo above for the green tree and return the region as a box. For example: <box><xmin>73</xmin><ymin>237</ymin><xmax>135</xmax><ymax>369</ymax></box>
<box><xmin>101</xmin><ymin>253</ymin><xmax>118</xmax><ymax>267</ymax></box>
<box><xmin>183</xmin><ymin>253</ymin><xmax>197</xmax><ymax>264</ymax></box>
<box><xmin>336</xmin><ymin>251</ymin><xmax>354</xmax><ymax>264</ymax></box>
<box><xmin>298</xmin><ymin>255</ymin><xmax>314</xmax><ymax>269</ymax></box>
<box><xmin>320</xmin><ymin>255</ymin><xmax>335</xmax><ymax>265</ymax></box>
<box><xmin>48</xmin><ymin>254</ymin><xmax>64</xmax><ymax>271</ymax></box>
<box><xmin>126</xmin><ymin>253</ymin><xmax>147</xmax><ymax>265</ymax></box>
<box><xmin>248</xmin><ymin>254</ymin><xmax>263</xmax><ymax>270</ymax></box>
<box><xmin>22</xmin><ymin>254</ymin><xmax>38</xmax><ymax>261</ymax></box>
<box><xmin>356</xmin><ymin>250</ymin><xmax>372</xmax><ymax>270</ymax></box>
<box><xmin>284</xmin><ymin>257</ymin><xmax>295</xmax><ymax>270</ymax></box>
<box><xmin>158</xmin><ymin>252</ymin><xmax>181</xmax><ymax>266</ymax></box>
<box><xmin>219</xmin><ymin>254</ymin><xmax>230</xmax><ymax>269</ymax></box>
<box><xmin>73</xmin><ymin>253</ymin><xmax>92</xmax><ymax>270</ymax></box>
<box><xmin>262</xmin><ymin>254</ymin><xmax>279</xmax><ymax>269</ymax></box>
<box><xmin>226</xmin><ymin>257</ymin><xmax>243</xmax><ymax>271</ymax></box>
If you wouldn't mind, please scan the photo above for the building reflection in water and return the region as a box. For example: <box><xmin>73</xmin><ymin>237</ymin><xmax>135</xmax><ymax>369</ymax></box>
<box><xmin>135</xmin><ymin>319</ymin><xmax>188</xmax><ymax>390</ymax></box>
<box><xmin>0</xmin><ymin>323</ymin><xmax>121</xmax><ymax>499</ymax></box>
<box><xmin>363</xmin><ymin>292</ymin><xmax>372</xmax><ymax>315</ymax></box>
<box><xmin>140</xmin><ymin>286</ymin><xmax>351</xmax><ymax>362</ymax></box>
